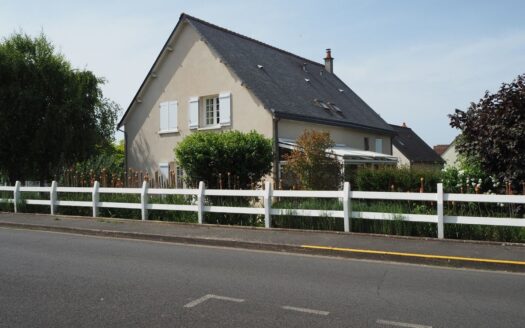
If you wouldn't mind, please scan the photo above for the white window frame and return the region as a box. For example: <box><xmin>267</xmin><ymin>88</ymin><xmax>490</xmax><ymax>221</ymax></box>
<box><xmin>176</xmin><ymin>166</ymin><xmax>184</xmax><ymax>188</ymax></box>
<box><xmin>203</xmin><ymin>95</ymin><xmax>220</xmax><ymax>127</ymax></box>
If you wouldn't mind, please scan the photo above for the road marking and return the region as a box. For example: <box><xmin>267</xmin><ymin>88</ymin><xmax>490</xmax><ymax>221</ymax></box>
<box><xmin>184</xmin><ymin>294</ymin><xmax>245</xmax><ymax>308</ymax></box>
<box><xmin>281</xmin><ymin>305</ymin><xmax>329</xmax><ymax>316</ymax></box>
<box><xmin>302</xmin><ymin>245</ymin><xmax>525</xmax><ymax>266</ymax></box>
<box><xmin>376</xmin><ymin>319</ymin><xmax>432</xmax><ymax>328</ymax></box>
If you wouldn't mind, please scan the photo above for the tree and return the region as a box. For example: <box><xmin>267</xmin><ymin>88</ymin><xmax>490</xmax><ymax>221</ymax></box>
<box><xmin>175</xmin><ymin>130</ymin><xmax>273</xmax><ymax>189</ymax></box>
<box><xmin>0</xmin><ymin>32</ymin><xmax>120</xmax><ymax>183</ymax></box>
<box><xmin>449</xmin><ymin>73</ymin><xmax>525</xmax><ymax>188</ymax></box>
<box><xmin>284</xmin><ymin>129</ymin><xmax>342</xmax><ymax>190</ymax></box>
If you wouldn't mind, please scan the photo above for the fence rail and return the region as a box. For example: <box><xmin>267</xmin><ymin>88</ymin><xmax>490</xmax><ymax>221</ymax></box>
<box><xmin>1</xmin><ymin>181</ymin><xmax>524</xmax><ymax>239</ymax></box>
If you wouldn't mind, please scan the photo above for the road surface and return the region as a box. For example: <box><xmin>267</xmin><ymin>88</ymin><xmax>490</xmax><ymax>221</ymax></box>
<box><xmin>1</xmin><ymin>228</ymin><xmax>524</xmax><ymax>327</ymax></box>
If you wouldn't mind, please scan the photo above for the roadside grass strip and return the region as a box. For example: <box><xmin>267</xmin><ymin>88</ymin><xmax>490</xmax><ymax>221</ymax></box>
<box><xmin>301</xmin><ymin>245</ymin><xmax>525</xmax><ymax>266</ymax></box>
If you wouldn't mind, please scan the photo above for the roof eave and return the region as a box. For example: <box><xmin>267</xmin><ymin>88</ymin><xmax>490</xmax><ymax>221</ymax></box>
<box><xmin>275</xmin><ymin>112</ymin><xmax>396</xmax><ymax>136</ymax></box>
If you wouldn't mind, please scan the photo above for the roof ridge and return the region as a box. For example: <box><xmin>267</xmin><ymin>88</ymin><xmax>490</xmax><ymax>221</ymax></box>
<box><xmin>181</xmin><ymin>13</ymin><xmax>325</xmax><ymax>69</ymax></box>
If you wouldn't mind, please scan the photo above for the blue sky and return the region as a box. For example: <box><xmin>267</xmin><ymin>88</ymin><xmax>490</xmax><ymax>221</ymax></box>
<box><xmin>2</xmin><ymin>0</ymin><xmax>525</xmax><ymax>146</ymax></box>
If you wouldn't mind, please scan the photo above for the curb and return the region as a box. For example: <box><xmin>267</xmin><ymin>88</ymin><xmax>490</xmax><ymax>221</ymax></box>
<box><xmin>1</xmin><ymin>221</ymin><xmax>524</xmax><ymax>273</ymax></box>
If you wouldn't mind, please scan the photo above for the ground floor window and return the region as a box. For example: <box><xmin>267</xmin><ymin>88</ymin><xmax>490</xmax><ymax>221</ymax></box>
<box><xmin>176</xmin><ymin>166</ymin><xmax>184</xmax><ymax>188</ymax></box>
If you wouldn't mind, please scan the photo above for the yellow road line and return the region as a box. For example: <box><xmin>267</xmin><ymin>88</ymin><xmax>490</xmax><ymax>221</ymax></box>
<box><xmin>302</xmin><ymin>245</ymin><xmax>525</xmax><ymax>266</ymax></box>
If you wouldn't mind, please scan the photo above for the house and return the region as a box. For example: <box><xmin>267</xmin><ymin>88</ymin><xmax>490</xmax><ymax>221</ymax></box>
<box><xmin>117</xmin><ymin>13</ymin><xmax>397</xmax><ymax>184</ymax></box>
<box><xmin>439</xmin><ymin>137</ymin><xmax>459</xmax><ymax>167</ymax></box>
<box><xmin>391</xmin><ymin>123</ymin><xmax>445</xmax><ymax>168</ymax></box>
<box><xmin>433</xmin><ymin>144</ymin><xmax>449</xmax><ymax>156</ymax></box>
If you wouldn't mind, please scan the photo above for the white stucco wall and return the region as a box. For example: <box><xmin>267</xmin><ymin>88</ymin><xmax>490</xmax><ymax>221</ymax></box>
<box><xmin>123</xmin><ymin>22</ymin><xmax>273</xmax><ymax>172</ymax></box>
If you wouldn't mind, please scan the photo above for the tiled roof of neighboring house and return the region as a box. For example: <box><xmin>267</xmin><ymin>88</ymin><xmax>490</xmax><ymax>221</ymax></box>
<box><xmin>119</xmin><ymin>14</ymin><xmax>394</xmax><ymax>135</ymax></box>
<box><xmin>390</xmin><ymin>124</ymin><xmax>445</xmax><ymax>164</ymax></box>
<box><xmin>433</xmin><ymin>144</ymin><xmax>449</xmax><ymax>156</ymax></box>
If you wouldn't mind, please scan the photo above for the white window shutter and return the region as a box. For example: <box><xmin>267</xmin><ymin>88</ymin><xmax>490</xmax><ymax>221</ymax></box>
<box><xmin>218</xmin><ymin>92</ymin><xmax>231</xmax><ymax>126</ymax></box>
<box><xmin>189</xmin><ymin>97</ymin><xmax>199</xmax><ymax>129</ymax></box>
<box><xmin>160</xmin><ymin>102</ymin><xmax>169</xmax><ymax>131</ymax></box>
<box><xmin>159</xmin><ymin>162</ymin><xmax>169</xmax><ymax>179</ymax></box>
<box><xmin>375</xmin><ymin>138</ymin><xmax>383</xmax><ymax>153</ymax></box>
<box><xmin>168</xmin><ymin>101</ymin><xmax>178</xmax><ymax>130</ymax></box>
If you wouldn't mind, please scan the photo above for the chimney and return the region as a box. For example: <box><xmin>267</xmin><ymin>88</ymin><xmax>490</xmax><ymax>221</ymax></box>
<box><xmin>402</xmin><ymin>122</ymin><xmax>407</xmax><ymax>128</ymax></box>
<box><xmin>324</xmin><ymin>48</ymin><xmax>333</xmax><ymax>73</ymax></box>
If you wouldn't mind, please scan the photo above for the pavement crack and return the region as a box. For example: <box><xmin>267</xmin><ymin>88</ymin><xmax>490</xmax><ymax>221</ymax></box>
<box><xmin>376</xmin><ymin>269</ymin><xmax>388</xmax><ymax>296</ymax></box>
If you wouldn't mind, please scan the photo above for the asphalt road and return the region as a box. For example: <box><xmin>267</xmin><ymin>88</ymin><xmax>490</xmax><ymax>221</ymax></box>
<box><xmin>1</xmin><ymin>228</ymin><xmax>524</xmax><ymax>328</ymax></box>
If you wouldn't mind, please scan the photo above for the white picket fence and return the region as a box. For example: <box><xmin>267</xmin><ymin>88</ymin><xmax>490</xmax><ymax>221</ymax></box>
<box><xmin>1</xmin><ymin>181</ymin><xmax>524</xmax><ymax>239</ymax></box>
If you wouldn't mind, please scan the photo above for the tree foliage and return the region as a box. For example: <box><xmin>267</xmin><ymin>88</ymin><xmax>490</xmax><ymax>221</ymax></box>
<box><xmin>175</xmin><ymin>130</ymin><xmax>273</xmax><ymax>189</ymax></box>
<box><xmin>284</xmin><ymin>129</ymin><xmax>342</xmax><ymax>190</ymax></box>
<box><xmin>449</xmin><ymin>73</ymin><xmax>525</xmax><ymax>186</ymax></box>
<box><xmin>0</xmin><ymin>32</ymin><xmax>120</xmax><ymax>183</ymax></box>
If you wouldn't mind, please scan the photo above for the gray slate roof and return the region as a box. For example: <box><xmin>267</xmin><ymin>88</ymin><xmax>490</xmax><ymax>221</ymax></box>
<box><xmin>120</xmin><ymin>14</ymin><xmax>394</xmax><ymax>135</ymax></box>
<box><xmin>390</xmin><ymin>124</ymin><xmax>445</xmax><ymax>164</ymax></box>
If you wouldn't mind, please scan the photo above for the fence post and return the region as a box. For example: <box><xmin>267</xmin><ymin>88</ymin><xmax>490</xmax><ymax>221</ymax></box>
<box><xmin>264</xmin><ymin>181</ymin><xmax>272</xmax><ymax>228</ymax></box>
<box><xmin>343</xmin><ymin>182</ymin><xmax>351</xmax><ymax>232</ymax></box>
<box><xmin>141</xmin><ymin>180</ymin><xmax>149</xmax><ymax>221</ymax></box>
<box><xmin>50</xmin><ymin>181</ymin><xmax>57</xmax><ymax>215</ymax></box>
<box><xmin>92</xmin><ymin>181</ymin><xmax>100</xmax><ymax>218</ymax></box>
<box><xmin>437</xmin><ymin>183</ymin><xmax>444</xmax><ymax>239</ymax></box>
<box><xmin>13</xmin><ymin>181</ymin><xmax>21</xmax><ymax>213</ymax></box>
<box><xmin>197</xmin><ymin>181</ymin><xmax>205</xmax><ymax>224</ymax></box>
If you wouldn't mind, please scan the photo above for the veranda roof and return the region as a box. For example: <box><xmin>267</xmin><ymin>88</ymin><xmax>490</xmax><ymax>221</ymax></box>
<box><xmin>278</xmin><ymin>138</ymin><xmax>398</xmax><ymax>165</ymax></box>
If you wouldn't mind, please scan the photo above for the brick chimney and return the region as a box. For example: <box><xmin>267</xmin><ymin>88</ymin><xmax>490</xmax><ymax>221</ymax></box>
<box><xmin>324</xmin><ymin>48</ymin><xmax>333</xmax><ymax>73</ymax></box>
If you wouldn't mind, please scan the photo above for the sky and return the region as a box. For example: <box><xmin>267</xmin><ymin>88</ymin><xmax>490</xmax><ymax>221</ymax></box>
<box><xmin>2</xmin><ymin>0</ymin><xmax>525</xmax><ymax>146</ymax></box>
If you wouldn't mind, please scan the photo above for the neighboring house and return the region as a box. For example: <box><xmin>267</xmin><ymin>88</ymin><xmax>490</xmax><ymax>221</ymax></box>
<box><xmin>390</xmin><ymin>123</ymin><xmax>445</xmax><ymax>168</ymax></box>
<box><xmin>440</xmin><ymin>137</ymin><xmax>459</xmax><ymax>167</ymax></box>
<box><xmin>117</xmin><ymin>13</ymin><xmax>397</xmax><ymax>184</ymax></box>
<box><xmin>433</xmin><ymin>144</ymin><xmax>449</xmax><ymax>157</ymax></box>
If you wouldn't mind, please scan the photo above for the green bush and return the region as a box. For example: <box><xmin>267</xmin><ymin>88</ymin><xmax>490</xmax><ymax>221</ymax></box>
<box><xmin>353</xmin><ymin>166</ymin><xmax>442</xmax><ymax>192</ymax></box>
<box><xmin>175</xmin><ymin>130</ymin><xmax>273</xmax><ymax>189</ymax></box>
<box><xmin>283</xmin><ymin>130</ymin><xmax>342</xmax><ymax>190</ymax></box>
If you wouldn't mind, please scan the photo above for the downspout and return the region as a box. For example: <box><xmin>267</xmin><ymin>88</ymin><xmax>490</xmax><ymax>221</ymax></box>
<box><xmin>271</xmin><ymin>111</ymin><xmax>280</xmax><ymax>188</ymax></box>
<box><xmin>117</xmin><ymin>126</ymin><xmax>128</xmax><ymax>187</ymax></box>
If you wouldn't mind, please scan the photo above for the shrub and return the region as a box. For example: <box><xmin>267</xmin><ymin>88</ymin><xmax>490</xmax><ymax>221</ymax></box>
<box><xmin>353</xmin><ymin>166</ymin><xmax>441</xmax><ymax>192</ymax></box>
<box><xmin>283</xmin><ymin>129</ymin><xmax>342</xmax><ymax>190</ymax></box>
<box><xmin>175</xmin><ymin>130</ymin><xmax>273</xmax><ymax>189</ymax></box>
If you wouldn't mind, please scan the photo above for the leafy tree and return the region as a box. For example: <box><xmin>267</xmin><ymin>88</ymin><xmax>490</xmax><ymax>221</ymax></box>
<box><xmin>449</xmin><ymin>73</ymin><xmax>525</xmax><ymax>188</ymax></box>
<box><xmin>175</xmin><ymin>130</ymin><xmax>273</xmax><ymax>189</ymax></box>
<box><xmin>284</xmin><ymin>129</ymin><xmax>342</xmax><ymax>190</ymax></box>
<box><xmin>0</xmin><ymin>32</ymin><xmax>120</xmax><ymax>183</ymax></box>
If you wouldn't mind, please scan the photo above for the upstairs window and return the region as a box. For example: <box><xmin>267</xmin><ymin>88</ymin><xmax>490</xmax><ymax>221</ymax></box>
<box><xmin>189</xmin><ymin>92</ymin><xmax>231</xmax><ymax>130</ymax></box>
<box><xmin>204</xmin><ymin>96</ymin><xmax>220</xmax><ymax>126</ymax></box>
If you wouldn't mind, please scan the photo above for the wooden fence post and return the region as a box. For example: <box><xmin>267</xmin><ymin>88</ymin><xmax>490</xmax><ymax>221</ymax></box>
<box><xmin>437</xmin><ymin>183</ymin><xmax>444</xmax><ymax>239</ymax></box>
<box><xmin>92</xmin><ymin>181</ymin><xmax>100</xmax><ymax>218</ymax></box>
<box><xmin>50</xmin><ymin>181</ymin><xmax>57</xmax><ymax>215</ymax></box>
<box><xmin>264</xmin><ymin>181</ymin><xmax>272</xmax><ymax>228</ymax></box>
<box><xmin>197</xmin><ymin>181</ymin><xmax>205</xmax><ymax>224</ymax></box>
<box><xmin>13</xmin><ymin>181</ymin><xmax>21</xmax><ymax>213</ymax></box>
<box><xmin>141</xmin><ymin>180</ymin><xmax>148</xmax><ymax>221</ymax></box>
<box><xmin>343</xmin><ymin>182</ymin><xmax>351</xmax><ymax>232</ymax></box>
